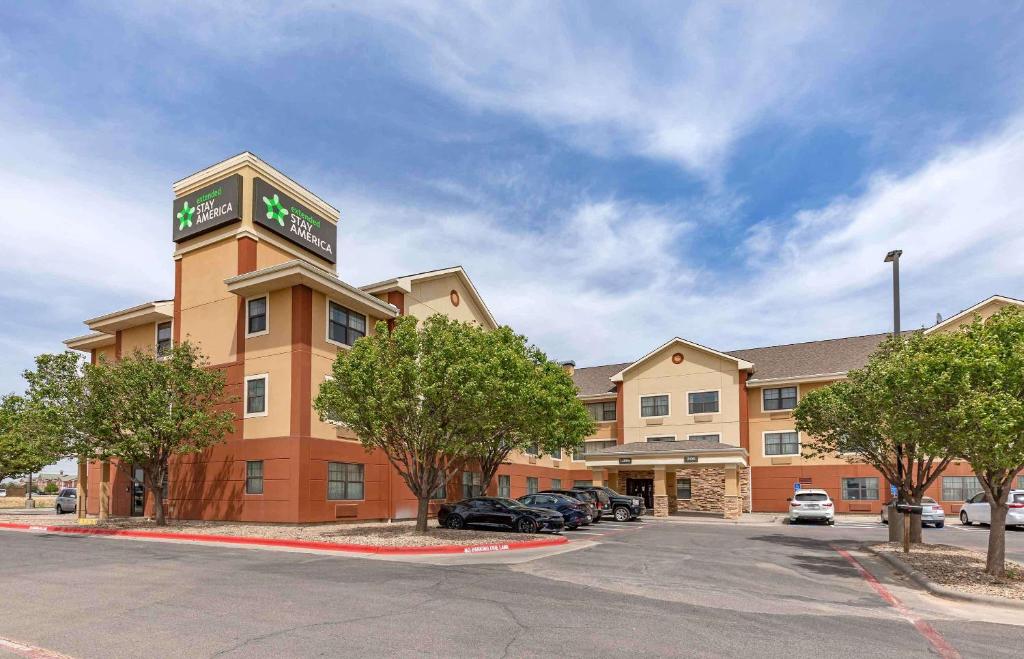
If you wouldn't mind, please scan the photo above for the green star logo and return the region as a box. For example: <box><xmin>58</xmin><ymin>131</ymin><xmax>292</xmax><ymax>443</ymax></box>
<box><xmin>176</xmin><ymin>201</ymin><xmax>195</xmax><ymax>230</ymax></box>
<box><xmin>262</xmin><ymin>194</ymin><xmax>289</xmax><ymax>226</ymax></box>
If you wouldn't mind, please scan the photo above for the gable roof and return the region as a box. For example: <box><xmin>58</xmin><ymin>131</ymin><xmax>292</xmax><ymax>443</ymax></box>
<box><xmin>609</xmin><ymin>337</ymin><xmax>754</xmax><ymax>382</ymax></box>
<box><xmin>360</xmin><ymin>265</ymin><xmax>498</xmax><ymax>329</ymax></box>
<box><xmin>924</xmin><ymin>294</ymin><xmax>1024</xmax><ymax>335</ymax></box>
<box><xmin>727</xmin><ymin>332</ymin><xmax>895</xmax><ymax>384</ymax></box>
<box><xmin>572</xmin><ymin>362</ymin><xmax>632</xmax><ymax>397</ymax></box>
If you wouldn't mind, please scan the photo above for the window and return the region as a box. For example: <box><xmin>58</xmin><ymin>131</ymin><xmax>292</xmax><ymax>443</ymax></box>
<box><xmin>676</xmin><ymin>478</ymin><xmax>692</xmax><ymax>500</ymax></box>
<box><xmin>842</xmin><ymin>477</ymin><xmax>879</xmax><ymax>500</ymax></box>
<box><xmin>430</xmin><ymin>480</ymin><xmax>447</xmax><ymax>500</ymax></box>
<box><xmin>687</xmin><ymin>434</ymin><xmax>720</xmax><ymax>443</ymax></box>
<box><xmin>586</xmin><ymin>401</ymin><xmax>616</xmax><ymax>422</ymax></box>
<box><xmin>1018</xmin><ymin>475</ymin><xmax>1024</xmax><ymax>490</ymax></box>
<box><xmin>327</xmin><ymin>301</ymin><xmax>366</xmax><ymax>347</ymax></box>
<box><xmin>551</xmin><ymin>478</ymin><xmax>562</xmax><ymax>490</ymax></box>
<box><xmin>640</xmin><ymin>394</ymin><xmax>669</xmax><ymax>417</ymax></box>
<box><xmin>573</xmin><ymin>480</ymin><xmax>592</xmax><ymax>487</ymax></box>
<box><xmin>763</xmin><ymin>386</ymin><xmax>797</xmax><ymax>411</ymax></box>
<box><xmin>462</xmin><ymin>472</ymin><xmax>482</xmax><ymax>498</ymax></box>
<box><xmin>327</xmin><ymin>462</ymin><xmax>364</xmax><ymax>500</ymax></box>
<box><xmin>245</xmin><ymin>461</ymin><xmax>263</xmax><ymax>495</ymax></box>
<box><xmin>156</xmin><ymin>321</ymin><xmax>172</xmax><ymax>357</ymax></box>
<box><xmin>688</xmin><ymin>391</ymin><xmax>719</xmax><ymax>414</ymax></box>
<box><xmin>246</xmin><ymin>296</ymin><xmax>268</xmax><ymax>336</ymax></box>
<box><xmin>525</xmin><ymin>444</ymin><xmax>539</xmax><ymax>456</ymax></box>
<box><xmin>321</xmin><ymin>375</ymin><xmax>343</xmax><ymax>424</ymax></box>
<box><xmin>498</xmin><ymin>475</ymin><xmax>511</xmax><ymax>498</ymax></box>
<box><xmin>646</xmin><ymin>436</ymin><xmax>675</xmax><ymax>443</ymax></box>
<box><xmin>550</xmin><ymin>447</ymin><xmax>561</xmax><ymax>460</ymax></box>
<box><xmin>245</xmin><ymin>375</ymin><xmax>267</xmax><ymax>417</ymax></box>
<box><xmin>526</xmin><ymin>477</ymin><xmax>539</xmax><ymax>494</ymax></box>
<box><xmin>942</xmin><ymin>476</ymin><xmax>983</xmax><ymax>502</ymax></box>
<box><xmin>764</xmin><ymin>431</ymin><xmax>800</xmax><ymax>456</ymax></box>
<box><xmin>584</xmin><ymin>440</ymin><xmax>617</xmax><ymax>454</ymax></box>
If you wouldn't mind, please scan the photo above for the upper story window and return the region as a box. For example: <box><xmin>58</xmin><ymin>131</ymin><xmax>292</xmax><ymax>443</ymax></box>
<box><xmin>764</xmin><ymin>431</ymin><xmax>800</xmax><ymax>456</ymax></box>
<box><xmin>328</xmin><ymin>301</ymin><xmax>367</xmax><ymax>347</ymax></box>
<box><xmin>646</xmin><ymin>436</ymin><xmax>675</xmax><ymax>442</ymax></box>
<box><xmin>688</xmin><ymin>434</ymin><xmax>720</xmax><ymax>443</ymax></box>
<box><xmin>246</xmin><ymin>296</ymin><xmax>268</xmax><ymax>336</ymax></box>
<box><xmin>763</xmin><ymin>386</ymin><xmax>797</xmax><ymax>411</ymax></box>
<box><xmin>586</xmin><ymin>401</ymin><xmax>616</xmax><ymax>422</ymax></box>
<box><xmin>156</xmin><ymin>321</ymin><xmax>172</xmax><ymax>357</ymax></box>
<box><xmin>640</xmin><ymin>394</ymin><xmax>669</xmax><ymax>417</ymax></box>
<box><xmin>245</xmin><ymin>374</ymin><xmax>268</xmax><ymax>417</ymax></box>
<box><xmin>525</xmin><ymin>443</ymin><xmax>539</xmax><ymax>456</ymax></box>
<box><xmin>687</xmin><ymin>391</ymin><xmax>719</xmax><ymax>414</ymax></box>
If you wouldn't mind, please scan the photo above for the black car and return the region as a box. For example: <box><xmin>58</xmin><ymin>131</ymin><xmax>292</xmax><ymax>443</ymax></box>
<box><xmin>540</xmin><ymin>489</ymin><xmax>600</xmax><ymax>522</ymax></box>
<box><xmin>519</xmin><ymin>493</ymin><xmax>591</xmax><ymax>529</ymax></box>
<box><xmin>573</xmin><ymin>485</ymin><xmax>646</xmax><ymax>521</ymax></box>
<box><xmin>437</xmin><ymin>497</ymin><xmax>565</xmax><ymax>533</ymax></box>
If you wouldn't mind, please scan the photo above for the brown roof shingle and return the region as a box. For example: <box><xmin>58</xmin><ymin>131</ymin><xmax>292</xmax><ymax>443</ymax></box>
<box><xmin>571</xmin><ymin>362</ymin><xmax>631</xmax><ymax>397</ymax></box>
<box><xmin>726</xmin><ymin>333</ymin><xmax>894</xmax><ymax>383</ymax></box>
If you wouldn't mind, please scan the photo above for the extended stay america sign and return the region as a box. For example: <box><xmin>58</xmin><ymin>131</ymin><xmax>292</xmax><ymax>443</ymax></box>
<box><xmin>172</xmin><ymin>175</ymin><xmax>243</xmax><ymax>242</ymax></box>
<box><xmin>253</xmin><ymin>177</ymin><xmax>337</xmax><ymax>263</ymax></box>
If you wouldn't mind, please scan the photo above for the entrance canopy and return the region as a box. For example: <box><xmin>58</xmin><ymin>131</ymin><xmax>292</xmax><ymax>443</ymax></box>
<box><xmin>583</xmin><ymin>439</ymin><xmax>748</xmax><ymax>469</ymax></box>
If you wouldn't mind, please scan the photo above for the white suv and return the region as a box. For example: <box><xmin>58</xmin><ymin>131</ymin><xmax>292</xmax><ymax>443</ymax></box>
<box><xmin>959</xmin><ymin>490</ymin><xmax>1024</xmax><ymax>527</ymax></box>
<box><xmin>788</xmin><ymin>489</ymin><xmax>835</xmax><ymax>525</ymax></box>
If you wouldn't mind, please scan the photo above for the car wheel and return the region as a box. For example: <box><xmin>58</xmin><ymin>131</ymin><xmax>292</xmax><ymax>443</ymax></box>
<box><xmin>445</xmin><ymin>515</ymin><xmax>465</xmax><ymax>530</ymax></box>
<box><xmin>614</xmin><ymin>507</ymin><xmax>630</xmax><ymax>522</ymax></box>
<box><xmin>827</xmin><ymin>519</ymin><xmax>835</xmax><ymax>526</ymax></box>
<box><xmin>960</xmin><ymin>510</ymin><xmax>971</xmax><ymax>526</ymax></box>
<box><xmin>936</xmin><ymin>522</ymin><xmax>944</xmax><ymax>529</ymax></box>
<box><xmin>55</xmin><ymin>505</ymin><xmax>62</xmax><ymax>514</ymax></box>
<box><xmin>516</xmin><ymin>517</ymin><xmax>538</xmax><ymax>534</ymax></box>
<box><xmin>881</xmin><ymin>514</ymin><xmax>887</xmax><ymax>525</ymax></box>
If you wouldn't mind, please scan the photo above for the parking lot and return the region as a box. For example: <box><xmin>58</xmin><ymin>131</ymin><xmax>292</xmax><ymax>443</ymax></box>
<box><xmin>3</xmin><ymin>516</ymin><xmax>1024</xmax><ymax>658</ymax></box>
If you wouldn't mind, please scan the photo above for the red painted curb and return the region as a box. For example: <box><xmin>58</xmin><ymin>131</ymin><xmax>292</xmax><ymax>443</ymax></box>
<box><xmin>0</xmin><ymin>521</ymin><xmax>568</xmax><ymax>555</ymax></box>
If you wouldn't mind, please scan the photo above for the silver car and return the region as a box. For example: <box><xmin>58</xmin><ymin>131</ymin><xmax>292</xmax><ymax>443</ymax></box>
<box><xmin>881</xmin><ymin>496</ymin><xmax>945</xmax><ymax>528</ymax></box>
<box><xmin>55</xmin><ymin>488</ymin><xmax>77</xmax><ymax>514</ymax></box>
<box><xmin>788</xmin><ymin>489</ymin><xmax>835</xmax><ymax>524</ymax></box>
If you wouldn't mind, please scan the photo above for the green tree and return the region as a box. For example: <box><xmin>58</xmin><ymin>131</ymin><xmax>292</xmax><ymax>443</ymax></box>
<box><xmin>945</xmin><ymin>306</ymin><xmax>1024</xmax><ymax>577</ymax></box>
<box><xmin>0</xmin><ymin>394</ymin><xmax>58</xmax><ymax>484</ymax></box>
<box><xmin>44</xmin><ymin>481</ymin><xmax>59</xmax><ymax>494</ymax></box>
<box><xmin>465</xmin><ymin>326</ymin><xmax>594</xmax><ymax>493</ymax></box>
<box><xmin>317</xmin><ymin>315</ymin><xmax>512</xmax><ymax>532</ymax></box>
<box><xmin>84</xmin><ymin>341</ymin><xmax>236</xmax><ymax>525</ymax></box>
<box><xmin>795</xmin><ymin>333</ymin><xmax>959</xmax><ymax>543</ymax></box>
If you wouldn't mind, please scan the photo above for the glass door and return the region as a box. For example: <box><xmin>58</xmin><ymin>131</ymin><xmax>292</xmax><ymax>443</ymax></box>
<box><xmin>131</xmin><ymin>465</ymin><xmax>146</xmax><ymax>516</ymax></box>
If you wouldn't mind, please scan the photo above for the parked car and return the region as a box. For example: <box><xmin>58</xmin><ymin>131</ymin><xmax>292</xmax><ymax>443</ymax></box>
<box><xmin>0</xmin><ymin>487</ymin><xmax>6</xmax><ymax>497</ymax></box>
<box><xmin>519</xmin><ymin>493</ymin><xmax>591</xmax><ymax>529</ymax></box>
<box><xmin>573</xmin><ymin>485</ymin><xmax>645</xmax><ymax>521</ymax></box>
<box><xmin>787</xmin><ymin>489</ymin><xmax>834</xmax><ymax>525</ymax></box>
<box><xmin>881</xmin><ymin>497</ymin><xmax>945</xmax><ymax>528</ymax></box>
<box><xmin>540</xmin><ymin>489</ymin><xmax>599</xmax><ymax>522</ymax></box>
<box><xmin>55</xmin><ymin>488</ymin><xmax>77</xmax><ymax>514</ymax></box>
<box><xmin>959</xmin><ymin>490</ymin><xmax>1024</xmax><ymax>527</ymax></box>
<box><xmin>437</xmin><ymin>497</ymin><xmax>565</xmax><ymax>533</ymax></box>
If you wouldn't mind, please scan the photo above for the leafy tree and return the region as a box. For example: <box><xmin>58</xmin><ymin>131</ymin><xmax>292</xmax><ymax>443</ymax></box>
<box><xmin>945</xmin><ymin>307</ymin><xmax>1024</xmax><ymax>577</ymax></box>
<box><xmin>316</xmin><ymin>315</ymin><xmax>497</xmax><ymax>532</ymax></box>
<box><xmin>44</xmin><ymin>481</ymin><xmax>59</xmax><ymax>494</ymax></box>
<box><xmin>84</xmin><ymin>341</ymin><xmax>235</xmax><ymax>525</ymax></box>
<box><xmin>465</xmin><ymin>326</ymin><xmax>594</xmax><ymax>493</ymax></box>
<box><xmin>0</xmin><ymin>395</ymin><xmax>58</xmax><ymax>484</ymax></box>
<box><xmin>20</xmin><ymin>351</ymin><xmax>103</xmax><ymax>460</ymax></box>
<box><xmin>795</xmin><ymin>333</ymin><xmax>959</xmax><ymax>542</ymax></box>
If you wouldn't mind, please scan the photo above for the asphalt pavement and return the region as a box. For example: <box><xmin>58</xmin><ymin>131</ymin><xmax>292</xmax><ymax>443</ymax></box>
<box><xmin>1</xmin><ymin>519</ymin><xmax>1023</xmax><ymax>658</ymax></box>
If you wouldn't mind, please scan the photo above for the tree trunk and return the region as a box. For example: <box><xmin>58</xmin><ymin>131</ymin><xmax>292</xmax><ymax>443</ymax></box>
<box><xmin>415</xmin><ymin>496</ymin><xmax>430</xmax><ymax>534</ymax></box>
<box><xmin>145</xmin><ymin>468</ymin><xmax>166</xmax><ymax>526</ymax></box>
<box><xmin>909</xmin><ymin>512</ymin><xmax>923</xmax><ymax>543</ymax></box>
<box><xmin>986</xmin><ymin>502</ymin><xmax>1008</xmax><ymax>577</ymax></box>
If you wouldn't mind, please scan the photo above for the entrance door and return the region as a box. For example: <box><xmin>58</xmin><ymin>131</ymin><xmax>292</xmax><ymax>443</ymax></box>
<box><xmin>131</xmin><ymin>465</ymin><xmax>146</xmax><ymax>517</ymax></box>
<box><xmin>626</xmin><ymin>478</ymin><xmax>654</xmax><ymax>510</ymax></box>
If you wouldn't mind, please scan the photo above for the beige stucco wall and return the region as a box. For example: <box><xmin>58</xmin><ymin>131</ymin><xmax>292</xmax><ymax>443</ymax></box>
<box><xmin>620</xmin><ymin>342</ymin><xmax>742</xmax><ymax>446</ymax></box>
<box><xmin>243</xmin><ymin>350</ymin><xmax>291</xmax><ymax>439</ymax></box>
<box><xmin>932</xmin><ymin>298</ymin><xmax>1018</xmax><ymax>333</ymax></box>
<box><xmin>178</xmin><ymin>239</ymin><xmax>239</xmax><ymax>365</ymax></box>
<box><xmin>119</xmin><ymin>323</ymin><xmax>157</xmax><ymax>356</ymax></box>
<box><xmin>404</xmin><ymin>275</ymin><xmax>494</xmax><ymax>328</ymax></box>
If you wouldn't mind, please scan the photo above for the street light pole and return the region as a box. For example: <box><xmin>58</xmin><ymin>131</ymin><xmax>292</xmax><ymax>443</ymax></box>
<box><xmin>884</xmin><ymin>249</ymin><xmax>906</xmax><ymax>547</ymax></box>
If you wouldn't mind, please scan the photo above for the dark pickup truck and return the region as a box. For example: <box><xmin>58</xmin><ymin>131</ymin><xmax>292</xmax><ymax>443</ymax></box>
<box><xmin>572</xmin><ymin>485</ymin><xmax>645</xmax><ymax>521</ymax></box>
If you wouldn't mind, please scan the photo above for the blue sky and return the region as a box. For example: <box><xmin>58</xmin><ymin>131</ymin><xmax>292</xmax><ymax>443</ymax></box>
<box><xmin>2</xmin><ymin>1</ymin><xmax>1024</xmax><ymax>412</ymax></box>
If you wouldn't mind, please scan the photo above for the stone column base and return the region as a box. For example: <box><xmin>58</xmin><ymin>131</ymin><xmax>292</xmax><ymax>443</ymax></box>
<box><xmin>723</xmin><ymin>495</ymin><xmax>742</xmax><ymax>520</ymax></box>
<box><xmin>653</xmin><ymin>495</ymin><xmax>669</xmax><ymax>517</ymax></box>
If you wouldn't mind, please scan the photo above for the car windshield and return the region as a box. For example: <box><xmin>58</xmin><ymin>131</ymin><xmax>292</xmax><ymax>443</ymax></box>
<box><xmin>922</xmin><ymin>498</ymin><xmax>937</xmax><ymax>505</ymax></box>
<box><xmin>795</xmin><ymin>493</ymin><xmax>828</xmax><ymax>502</ymax></box>
<box><xmin>494</xmin><ymin>497</ymin><xmax>529</xmax><ymax>510</ymax></box>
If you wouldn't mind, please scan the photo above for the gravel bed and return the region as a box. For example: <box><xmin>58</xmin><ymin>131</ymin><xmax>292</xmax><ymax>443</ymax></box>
<box><xmin>5</xmin><ymin>515</ymin><xmax>546</xmax><ymax>547</ymax></box>
<box><xmin>873</xmin><ymin>542</ymin><xmax>1024</xmax><ymax>600</ymax></box>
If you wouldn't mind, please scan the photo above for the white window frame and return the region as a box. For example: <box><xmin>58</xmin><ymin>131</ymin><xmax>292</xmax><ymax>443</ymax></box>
<box><xmin>245</xmin><ymin>295</ymin><xmax>270</xmax><ymax>338</ymax></box>
<box><xmin>325</xmin><ymin>298</ymin><xmax>367</xmax><ymax>349</ymax></box>
<box><xmin>639</xmin><ymin>393</ymin><xmax>671</xmax><ymax>419</ymax></box>
<box><xmin>645</xmin><ymin>434</ymin><xmax>677</xmax><ymax>442</ymax></box>
<box><xmin>154</xmin><ymin>320</ymin><xmax>173</xmax><ymax>359</ymax></box>
<box><xmin>763</xmin><ymin>430</ymin><xmax>800</xmax><ymax>457</ymax></box>
<box><xmin>243</xmin><ymin>373</ymin><xmax>269</xmax><ymax>418</ymax></box>
<box><xmin>686</xmin><ymin>389</ymin><xmax>721</xmax><ymax>415</ymax></box>
<box><xmin>760</xmin><ymin>385</ymin><xmax>798</xmax><ymax>413</ymax></box>
<box><xmin>686</xmin><ymin>433</ymin><xmax>721</xmax><ymax>442</ymax></box>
